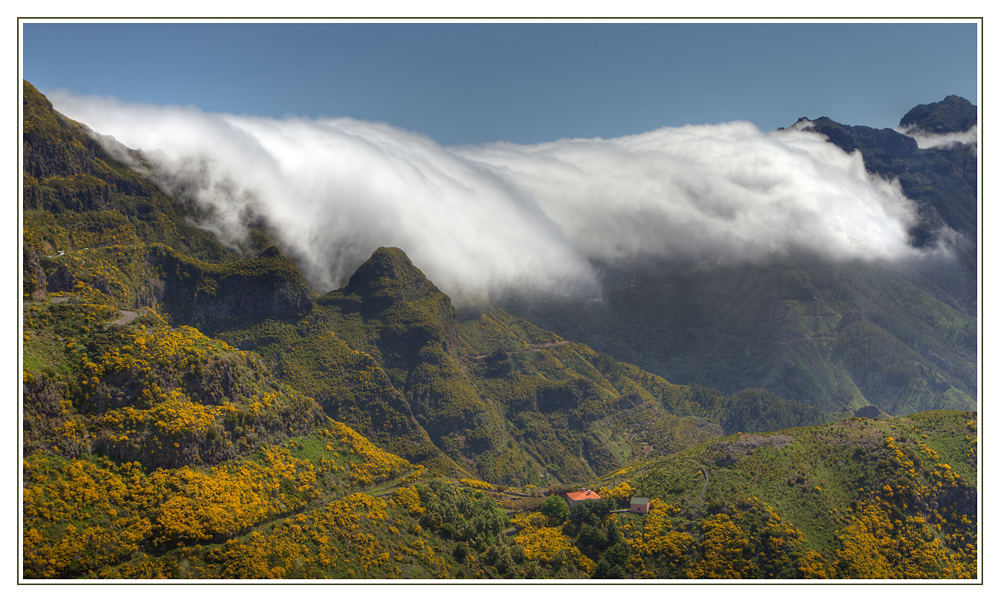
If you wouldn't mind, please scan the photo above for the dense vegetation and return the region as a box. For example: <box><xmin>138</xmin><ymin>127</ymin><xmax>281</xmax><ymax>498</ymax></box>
<box><xmin>20</xmin><ymin>81</ymin><xmax>978</xmax><ymax>580</ymax></box>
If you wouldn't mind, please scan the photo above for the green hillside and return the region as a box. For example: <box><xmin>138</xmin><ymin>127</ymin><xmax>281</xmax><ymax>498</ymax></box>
<box><xmin>540</xmin><ymin>409</ymin><xmax>977</xmax><ymax>579</ymax></box>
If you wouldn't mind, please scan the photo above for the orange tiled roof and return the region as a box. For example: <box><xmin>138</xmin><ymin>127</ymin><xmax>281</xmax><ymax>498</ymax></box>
<box><xmin>566</xmin><ymin>490</ymin><xmax>601</xmax><ymax>501</ymax></box>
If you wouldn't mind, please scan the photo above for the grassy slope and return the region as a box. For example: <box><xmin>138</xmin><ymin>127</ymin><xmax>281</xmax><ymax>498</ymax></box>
<box><xmin>23</xmin><ymin>292</ymin><xmax>975</xmax><ymax>579</ymax></box>
<box><xmin>557</xmin><ymin>410</ymin><xmax>977</xmax><ymax>579</ymax></box>
<box><xmin>23</xmin><ymin>293</ymin><xmax>978</xmax><ymax>580</ymax></box>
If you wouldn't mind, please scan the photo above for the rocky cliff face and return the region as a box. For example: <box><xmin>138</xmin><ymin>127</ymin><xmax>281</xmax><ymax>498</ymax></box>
<box><xmin>22</xmin><ymin>81</ymin><xmax>106</xmax><ymax>182</ymax></box>
<box><xmin>148</xmin><ymin>244</ymin><xmax>314</xmax><ymax>331</ymax></box>
<box><xmin>22</xmin><ymin>242</ymin><xmax>48</xmax><ymax>300</ymax></box>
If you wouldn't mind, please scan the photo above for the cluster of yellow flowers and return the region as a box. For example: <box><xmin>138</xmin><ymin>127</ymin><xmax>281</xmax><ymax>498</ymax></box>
<box><xmin>628</xmin><ymin>500</ymin><xmax>695</xmax><ymax>576</ymax></box>
<box><xmin>684</xmin><ymin>512</ymin><xmax>754</xmax><ymax>578</ymax></box>
<box><xmin>22</xmin><ymin>442</ymin><xmax>321</xmax><ymax>578</ymax></box>
<box><xmin>512</xmin><ymin>511</ymin><xmax>595</xmax><ymax>573</ymax></box>
<box><xmin>327</xmin><ymin>421</ymin><xmax>411</xmax><ymax>485</ymax></box>
<box><xmin>198</xmin><ymin>492</ymin><xmax>443</xmax><ymax>579</ymax></box>
<box><xmin>459</xmin><ymin>478</ymin><xmax>495</xmax><ymax>491</ymax></box>
<box><xmin>152</xmin><ymin>445</ymin><xmax>318</xmax><ymax>545</ymax></box>
<box><xmin>102</xmin><ymin>389</ymin><xmax>218</xmax><ymax>439</ymax></box>
<box><xmin>392</xmin><ymin>486</ymin><xmax>426</xmax><ymax>515</ymax></box>
<box><xmin>23</xmin><ymin>455</ymin><xmax>158</xmax><ymax>578</ymax></box>
<box><xmin>77</xmin><ymin>325</ymin><xmax>214</xmax><ymax>404</ymax></box>
<box><xmin>820</xmin><ymin>431</ymin><xmax>976</xmax><ymax>579</ymax></box>
<box><xmin>596</xmin><ymin>481</ymin><xmax>632</xmax><ymax>504</ymax></box>
<box><xmin>622</xmin><ymin>496</ymin><xmax>837</xmax><ymax>579</ymax></box>
<box><xmin>834</xmin><ymin>497</ymin><xmax>975</xmax><ymax>579</ymax></box>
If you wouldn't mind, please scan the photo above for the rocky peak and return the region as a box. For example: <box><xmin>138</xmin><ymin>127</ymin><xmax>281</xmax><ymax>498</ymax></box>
<box><xmin>899</xmin><ymin>95</ymin><xmax>977</xmax><ymax>134</ymax></box>
<box><xmin>344</xmin><ymin>247</ymin><xmax>442</xmax><ymax>305</ymax></box>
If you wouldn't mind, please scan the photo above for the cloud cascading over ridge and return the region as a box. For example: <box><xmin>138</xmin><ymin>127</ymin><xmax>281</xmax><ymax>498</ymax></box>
<box><xmin>896</xmin><ymin>123</ymin><xmax>978</xmax><ymax>151</ymax></box>
<box><xmin>47</xmin><ymin>91</ymin><xmax>933</xmax><ymax>299</ymax></box>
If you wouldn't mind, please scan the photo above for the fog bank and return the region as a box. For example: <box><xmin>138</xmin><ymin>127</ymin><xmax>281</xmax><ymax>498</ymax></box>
<box><xmin>49</xmin><ymin>91</ymin><xmax>938</xmax><ymax>299</ymax></box>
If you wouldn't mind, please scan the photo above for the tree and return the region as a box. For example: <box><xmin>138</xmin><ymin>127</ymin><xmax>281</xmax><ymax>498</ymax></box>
<box><xmin>606</xmin><ymin>519</ymin><xmax>624</xmax><ymax>548</ymax></box>
<box><xmin>575</xmin><ymin>524</ymin><xmax>608</xmax><ymax>559</ymax></box>
<box><xmin>540</xmin><ymin>495</ymin><xmax>570</xmax><ymax>520</ymax></box>
<box><xmin>593</xmin><ymin>541</ymin><xmax>630</xmax><ymax>579</ymax></box>
<box><xmin>569</xmin><ymin>497</ymin><xmax>615</xmax><ymax>529</ymax></box>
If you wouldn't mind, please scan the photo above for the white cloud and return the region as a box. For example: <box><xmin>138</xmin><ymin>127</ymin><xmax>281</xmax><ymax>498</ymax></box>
<box><xmin>896</xmin><ymin>123</ymin><xmax>978</xmax><ymax>150</ymax></box>
<box><xmin>48</xmin><ymin>91</ymin><xmax>936</xmax><ymax>300</ymax></box>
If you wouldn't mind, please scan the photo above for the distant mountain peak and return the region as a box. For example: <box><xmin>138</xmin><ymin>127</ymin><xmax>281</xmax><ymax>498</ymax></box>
<box><xmin>899</xmin><ymin>95</ymin><xmax>977</xmax><ymax>134</ymax></box>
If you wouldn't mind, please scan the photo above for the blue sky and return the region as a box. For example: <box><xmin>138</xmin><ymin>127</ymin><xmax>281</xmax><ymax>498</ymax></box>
<box><xmin>21</xmin><ymin>20</ymin><xmax>979</xmax><ymax>146</ymax></box>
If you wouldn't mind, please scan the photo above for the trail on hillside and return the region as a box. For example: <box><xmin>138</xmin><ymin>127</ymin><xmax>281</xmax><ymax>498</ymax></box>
<box><xmin>109</xmin><ymin>310</ymin><xmax>139</xmax><ymax>326</ymax></box>
<box><xmin>685</xmin><ymin>459</ymin><xmax>709</xmax><ymax>508</ymax></box>
<box><xmin>471</xmin><ymin>340</ymin><xmax>569</xmax><ymax>360</ymax></box>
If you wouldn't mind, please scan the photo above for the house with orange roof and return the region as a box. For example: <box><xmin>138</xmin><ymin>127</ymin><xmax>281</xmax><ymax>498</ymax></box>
<box><xmin>564</xmin><ymin>489</ymin><xmax>601</xmax><ymax>509</ymax></box>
